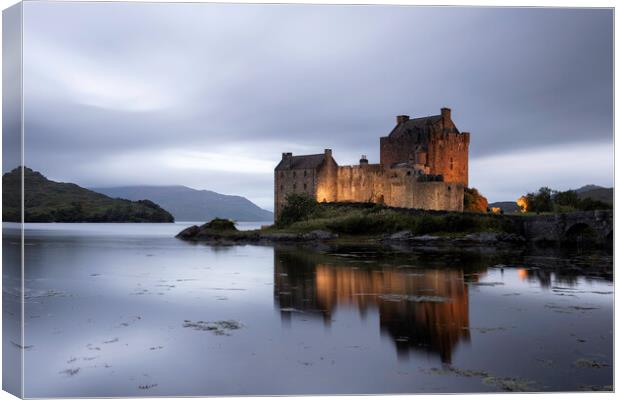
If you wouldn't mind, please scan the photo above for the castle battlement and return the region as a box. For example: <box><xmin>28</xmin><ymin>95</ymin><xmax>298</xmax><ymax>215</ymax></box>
<box><xmin>274</xmin><ymin>108</ymin><xmax>469</xmax><ymax>218</ymax></box>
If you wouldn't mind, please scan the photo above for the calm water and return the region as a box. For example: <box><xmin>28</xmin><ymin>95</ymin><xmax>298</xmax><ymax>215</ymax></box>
<box><xmin>3</xmin><ymin>223</ymin><xmax>613</xmax><ymax>396</ymax></box>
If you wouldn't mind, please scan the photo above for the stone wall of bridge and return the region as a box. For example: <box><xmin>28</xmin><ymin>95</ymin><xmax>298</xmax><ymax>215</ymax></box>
<box><xmin>521</xmin><ymin>210</ymin><xmax>613</xmax><ymax>244</ymax></box>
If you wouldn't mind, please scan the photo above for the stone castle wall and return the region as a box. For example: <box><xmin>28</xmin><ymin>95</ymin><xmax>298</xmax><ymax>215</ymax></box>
<box><xmin>275</xmin><ymin>108</ymin><xmax>469</xmax><ymax>219</ymax></box>
<box><xmin>380</xmin><ymin>132</ymin><xmax>469</xmax><ymax>187</ymax></box>
<box><xmin>275</xmin><ymin>152</ymin><xmax>339</xmax><ymax>217</ymax></box>
<box><xmin>427</xmin><ymin>132</ymin><xmax>469</xmax><ymax>186</ymax></box>
<box><xmin>274</xmin><ymin>168</ymin><xmax>318</xmax><ymax>218</ymax></box>
<box><xmin>315</xmin><ymin>156</ymin><xmax>339</xmax><ymax>203</ymax></box>
<box><xmin>275</xmin><ymin>163</ymin><xmax>464</xmax><ymax>219</ymax></box>
<box><xmin>380</xmin><ymin>134</ymin><xmax>428</xmax><ymax>168</ymax></box>
<box><xmin>334</xmin><ymin>165</ymin><xmax>464</xmax><ymax>211</ymax></box>
<box><xmin>335</xmin><ymin>164</ymin><xmax>387</xmax><ymax>203</ymax></box>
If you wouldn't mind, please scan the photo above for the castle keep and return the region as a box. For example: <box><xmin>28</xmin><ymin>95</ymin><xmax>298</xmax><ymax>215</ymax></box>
<box><xmin>274</xmin><ymin>107</ymin><xmax>469</xmax><ymax>218</ymax></box>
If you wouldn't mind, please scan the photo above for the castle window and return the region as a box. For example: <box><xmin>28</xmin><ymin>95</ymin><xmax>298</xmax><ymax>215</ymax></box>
<box><xmin>280</xmin><ymin>171</ymin><xmax>284</xmax><ymax>178</ymax></box>
<box><xmin>304</xmin><ymin>170</ymin><xmax>307</xmax><ymax>177</ymax></box>
<box><xmin>293</xmin><ymin>183</ymin><xmax>296</xmax><ymax>190</ymax></box>
<box><xmin>304</xmin><ymin>183</ymin><xmax>307</xmax><ymax>190</ymax></box>
<box><xmin>450</xmin><ymin>157</ymin><xmax>454</xmax><ymax>170</ymax></box>
<box><xmin>407</xmin><ymin>171</ymin><xmax>411</xmax><ymax>176</ymax></box>
<box><xmin>293</xmin><ymin>171</ymin><xmax>296</xmax><ymax>178</ymax></box>
<box><xmin>280</xmin><ymin>184</ymin><xmax>283</xmax><ymax>190</ymax></box>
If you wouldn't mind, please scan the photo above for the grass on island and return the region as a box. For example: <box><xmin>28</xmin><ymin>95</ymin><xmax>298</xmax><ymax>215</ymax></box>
<box><xmin>202</xmin><ymin>218</ymin><xmax>237</xmax><ymax>231</ymax></box>
<box><xmin>269</xmin><ymin>194</ymin><xmax>520</xmax><ymax>237</ymax></box>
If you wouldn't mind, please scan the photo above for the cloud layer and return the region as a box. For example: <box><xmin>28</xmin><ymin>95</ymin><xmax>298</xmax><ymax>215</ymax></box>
<box><xmin>17</xmin><ymin>3</ymin><xmax>613</xmax><ymax>209</ymax></box>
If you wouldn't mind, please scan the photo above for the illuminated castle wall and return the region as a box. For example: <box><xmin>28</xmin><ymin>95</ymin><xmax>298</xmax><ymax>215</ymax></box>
<box><xmin>274</xmin><ymin>108</ymin><xmax>469</xmax><ymax>218</ymax></box>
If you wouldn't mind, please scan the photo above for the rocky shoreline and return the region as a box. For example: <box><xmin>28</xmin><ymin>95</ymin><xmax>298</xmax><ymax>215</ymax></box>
<box><xmin>176</xmin><ymin>223</ymin><xmax>530</xmax><ymax>247</ymax></box>
<box><xmin>382</xmin><ymin>230</ymin><xmax>526</xmax><ymax>245</ymax></box>
<box><xmin>176</xmin><ymin>225</ymin><xmax>338</xmax><ymax>244</ymax></box>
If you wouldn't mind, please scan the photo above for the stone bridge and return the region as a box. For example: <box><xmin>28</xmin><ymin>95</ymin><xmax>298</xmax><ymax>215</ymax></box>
<box><xmin>520</xmin><ymin>210</ymin><xmax>613</xmax><ymax>245</ymax></box>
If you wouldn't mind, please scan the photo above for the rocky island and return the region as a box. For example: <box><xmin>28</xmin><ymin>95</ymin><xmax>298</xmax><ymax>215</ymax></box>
<box><xmin>176</xmin><ymin>199</ymin><xmax>612</xmax><ymax>247</ymax></box>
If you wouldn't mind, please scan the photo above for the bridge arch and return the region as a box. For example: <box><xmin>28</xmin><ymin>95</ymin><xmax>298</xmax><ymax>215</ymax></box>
<box><xmin>563</xmin><ymin>222</ymin><xmax>598</xmax><ymax>243</ymax></box>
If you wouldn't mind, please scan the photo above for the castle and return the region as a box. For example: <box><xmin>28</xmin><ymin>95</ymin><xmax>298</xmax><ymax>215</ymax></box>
<box><xmin>274</xmin><ymin>107</ymin><xmax>469</xmax><ymax>218</ymax></box>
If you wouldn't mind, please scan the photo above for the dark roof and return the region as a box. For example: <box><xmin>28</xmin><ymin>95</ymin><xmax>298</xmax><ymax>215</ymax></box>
<box><xmin>275</xmin><ymin>153</ymin><xmax>326</xmax><ymax>170</ymax></box>
<box><xmin>387</xmin><ymin>115</ymin><xmax>444</xmax><ymax>138</ymax></box>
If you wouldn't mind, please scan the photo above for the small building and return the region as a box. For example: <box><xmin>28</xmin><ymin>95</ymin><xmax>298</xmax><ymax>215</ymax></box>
<box><xmin>274</xmin><ymin>107</ymin><xmax>469</xmax><ymax>219</ymax></box>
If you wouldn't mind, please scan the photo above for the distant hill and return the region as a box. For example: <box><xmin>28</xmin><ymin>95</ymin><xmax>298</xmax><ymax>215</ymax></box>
<box><xmin>488</xmin><ymin>201</ymin><xmax>519</xmax><ymax>213</ymax></box>
<box><xmin>90</xmin><ymin>185</ymin><xmax>274</xmax><ymax>222</ymax></box>
<box><xmin>575</xmin><ymin>185</ymin><xmax>612</xmax><ymax>205</ymax></box>
<box><xmin>2</xmin><ymin>167</ymin><xmax>174</xmax><ymax>222</ymax></box>
<box><xmin>574</xmin><ymin>184</ymin><xmax>604</xmax><ymax>194</ymax></box>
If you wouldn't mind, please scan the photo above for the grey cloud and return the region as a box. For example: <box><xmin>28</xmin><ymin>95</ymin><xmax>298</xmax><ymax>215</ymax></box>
<box><xmin>18</xmin><ymin>3</ymin><xmax>613</xmax><ymax>208</ymax></box>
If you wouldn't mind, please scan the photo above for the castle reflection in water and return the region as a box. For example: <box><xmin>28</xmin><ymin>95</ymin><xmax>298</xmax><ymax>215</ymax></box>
<box><xmin>273</xmin><ymin>247</ymin><xmax>485</xmax><ymax>363</ymax></box>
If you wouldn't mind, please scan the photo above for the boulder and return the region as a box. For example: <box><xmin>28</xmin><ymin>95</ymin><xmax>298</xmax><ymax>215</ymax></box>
<box><xmin>259</xmin><ymin>232</ymin><xmax>300</xmax><ymax>241</ymax></box>
<box><xmin>464</xmin><ymin>232</ymin><xmax>500</xmax><ymax>242</ymax></box>
<box><xmin>301</xmin><ymin>230</ymin><xmax>338</xmax><ymax>240</ymax></box>
<box><xmin>387</xmin><ymin>230</ymin><xmax>415</xmax><ymax>241</ymax></box>
<box><xmin>464</xmin><ymin>232</ymin><xmax>526</xmax><ymax>243</ymax></box>
<box><xmin>498</xmin><ymin>233</ymin><xmax>526</xmax><ymax>243</ymax></box>
<box><xmin>175</xmin><ymin>225</ymin><xmax>200</xmax><ymax>239</ymax></box>
<box><xmin>411</xmin><ymin>234</ymin><xmax>441</xmax><ymax>241</ymax></box>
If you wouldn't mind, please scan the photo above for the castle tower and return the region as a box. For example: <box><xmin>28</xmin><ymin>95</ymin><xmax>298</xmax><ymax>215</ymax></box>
<box><xmin>379</xmin><ymin>107</ymin><xmax>469</xmax><ymax>186</ymax></box>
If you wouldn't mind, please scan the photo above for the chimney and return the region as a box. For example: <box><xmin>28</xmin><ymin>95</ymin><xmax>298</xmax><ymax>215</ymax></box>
<box><xmin>441</xmin><ymin>107</ymin><xmax>451</xmax><ymax>120</ymax></box>
<box><xmin>396</xmin><ymin>115</ymin><xmax>410</xmax><ymax>125</ymax></box>
<box><xmin>324</xmin><ymin>149</ymin><xmax>332</xmax><ymax>158</ymax></box>
<box><xmin>282</xmin><ymin>152</ymin><xmax>292</xmax><ymax>160</ymax></box>
<box><xmin>359</xmin><ymin>155</ymin><xmax>368</xmax><ymax>165</ymax></box>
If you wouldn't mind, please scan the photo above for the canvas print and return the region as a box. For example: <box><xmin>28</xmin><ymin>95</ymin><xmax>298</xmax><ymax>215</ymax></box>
<box><xmin>2</xmin><ymin>1</ymin><xmax>614</xmax><ymax>397</ymax></box>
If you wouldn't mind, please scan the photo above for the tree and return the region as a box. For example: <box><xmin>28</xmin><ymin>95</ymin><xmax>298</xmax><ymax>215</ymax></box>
<box><xmin>578</xmin><ymin>197</ymin><xmax>612</xmax><ymax>211</ymax></box>
<box><xmin>518</xmin><ymin>187</ymin><xmax>612</xmax><ymax>214</ymax></box>
<box><xmin>553</xmin><ymin>190</ymin><xmax>580</xmax><ymax>208</ymax></box>
<box><xmin>525</xmin><ymin>187</ymin><xmax>553</xmax><ymax>213</ymax></box>
<box><xmin>516</xmin><ymin>196</ymin><xmax>529</xmax><ymax>213</ymax></box>
<box><xmin>463</xmin><ymin>188</ymin><xmax>489</xmax><ymax>213</ymax></box>
<box><xmin>277</xmin><ymin>193</ymin><xmax>318</xmax><ymax>227</ymax></box>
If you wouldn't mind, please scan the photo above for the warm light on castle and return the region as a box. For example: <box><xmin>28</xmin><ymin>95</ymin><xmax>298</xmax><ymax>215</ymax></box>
<box><xmin>274</xmin><ymin>107</ymin><xmax>470</xmax><ymax>218</ymax></box>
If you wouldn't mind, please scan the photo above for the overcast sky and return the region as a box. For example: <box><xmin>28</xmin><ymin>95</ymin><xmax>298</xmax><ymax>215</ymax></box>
<box><xmin>16</xmin><ymin>2</ymin><xmax>613</xmax><ymax>210</ymax></box>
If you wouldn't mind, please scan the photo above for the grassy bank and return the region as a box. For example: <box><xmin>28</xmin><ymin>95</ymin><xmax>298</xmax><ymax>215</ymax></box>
<box><xmin>271</xmin><ymin>201</ymin><xmax>521</xmax><ymax>237</ymax></box>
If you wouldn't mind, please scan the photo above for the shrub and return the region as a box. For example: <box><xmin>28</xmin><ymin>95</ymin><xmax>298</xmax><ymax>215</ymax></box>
<box><xmin>518</xmin><ymin>188</ymin><xmax>612</xmax><ymax>213</ymax></box>
<box><xmin>280</xmin><ymin>202</ymin><xmax>521</xmax><ymax>236</ymax></box>
<box><xmin>413</xmin><ymin>214</ymin><xmax>444</xmax><ymax>234</ymax></box>
<box><xmin>463</xmin><ymin>188</ymin><xmax>489</xmax><ymax>213</ymax></box>
<box><xmin>578</xmin><ymin>197</ymin><xmax>612</xmax><ymax>211</ymax></box>
<box><xmin>277</xmin><ymin>193</ymin><xmax>318</xmax><ymax>227</ymax></box>
<box><xmin>519</xmin><ymin>187</ymin><xmax>554</xmax><ymax>214</ymax></box>
<box><xmin>553</xmin><ymin>190</ymin><xmax>580</xmax><ymax>208</ymax></box>
<box><xmin>203</xmin><ymin>218</ymin><xmax>237</xmax><ymax>231</ymax></box>
<box><xmin>326</xmin><ymin>211</ymin><xmax>376</xmax><ymax>234</ymax></box>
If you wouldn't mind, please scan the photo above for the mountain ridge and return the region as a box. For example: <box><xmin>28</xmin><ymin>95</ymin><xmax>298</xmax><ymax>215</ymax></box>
<box><xmin>2</xmin><ymin>167</ymin><xmax>174</xmax><ymax>222</ymax></box>
<box><xmin>90</xmin><ymin>185</ymin><xmax>274</xmax><ymax>222</ymax></box>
